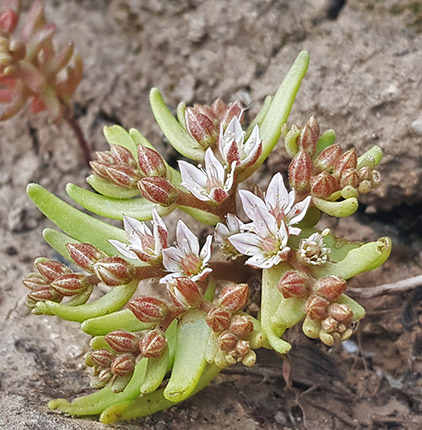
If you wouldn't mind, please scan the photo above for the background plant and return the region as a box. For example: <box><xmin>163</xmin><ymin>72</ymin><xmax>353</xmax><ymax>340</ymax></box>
<box><xmin>22</xmin><ymin>51</ymin><xmax>391</xmax><ymax>423</ymax></box>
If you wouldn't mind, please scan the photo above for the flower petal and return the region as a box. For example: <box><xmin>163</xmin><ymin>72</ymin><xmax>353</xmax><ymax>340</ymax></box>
<box><xmin>287</xmin><ymin>195</ymin><xmax>311</xmax><ymax>225</ymax></box>
<box><xmin>229</xmin><ymin>232</ymin><xmax>263</xmax><ymax>256</ymax></box>
<box><xmin>199</xmin><ymin>235</ymin><xmax>213</xmax><ymax>265</ymax></box>
<box><xmin>108</xmin><ymin>239</ymin><xmax>139</xmax><ymax>260</ymax></box>
<box><xmin>238</xmin><ymin>189</ymin><xmax>267</xmax><ymax>222</ymax></box>
<box><xmin>265</xmin><ymin>173</ymin><xmax>289</xmax><ymax>212</ymax></box>
<box><xmin>178</xmin><ymin>160</ymin><xmax>209</xmax><ymax>201</ymax></box>
<box><xmin>176</xmin><ymin>220</ymin><xmax>200</xmax><ymax>256</ymax></box>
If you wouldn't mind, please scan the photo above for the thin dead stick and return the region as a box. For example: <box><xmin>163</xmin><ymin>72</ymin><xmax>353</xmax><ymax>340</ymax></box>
<box><xmin>348</xmin><ymin>275</ymin><xmax>422</xmax><ymax>299</ymax></box>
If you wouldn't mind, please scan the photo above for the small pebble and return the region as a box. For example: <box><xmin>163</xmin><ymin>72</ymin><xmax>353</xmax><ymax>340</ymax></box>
<box><xmin>410</xmin><ymin>118</ymin><xmax>422</xmax><ymax>136</ymax></box>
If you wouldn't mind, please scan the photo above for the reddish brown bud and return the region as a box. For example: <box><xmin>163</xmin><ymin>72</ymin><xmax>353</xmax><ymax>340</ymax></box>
<box><xmin>27</xmin><ymin>287</ymin><xmax>62</xmax><ymax>308</ymax></box>
<box><xmin>0</xmin><ymin>10</ymin><xmax>19</xmax><ymax>34</ymax></box>
<box><xmin>110</xmin><ymin>144</ymin><xmax>137</xmax><ymax>168</ymax></box>
<box><xmin>229</xmin><ymin>315</ymin><xmax>254</xmax><ymax>339</ymax></box>
<box><xmin>127</xmin><ymin>296</ymin><xmax>168</xmax><ymax>323</ymax></box>
<box><xmin>235</xmin><ymin>339</ymin><xmax>250</xmax><ymax>357</ymax></box>
<box><xmin>211</xmin><ymin>98</ymin><xmax>227</xmax><ymax>118</ymax></box>
<box><xmin>340</xmin><ymin>168</ymin><xmax>359</xmax><ymax>189</ymax></box>
<box><xmin>90</xmin><ymin>161</ymin><xmax>110</xmax><ymax>179</ymax></box>
<box><xmin>321</xmin><ymin>316</ymin><xmax>338</xmax><ymax>334</ymax></box>
<box><xmin>50</xmin><ymin>273</ymin><xmax>89</xmax><ymax>296</ymax></box>
<box><xmin>277</xmin><ymin>270</ymin><xmax>311</xmax><ymax>299</ymax></box>
<box><xmin>298</xmin><ymin>116</ymin><xmax>319</xmax><ymax>157</ymax></box>
<box><xmin>357</xmin><ymin>166</ymin><xmax>372</xmax><ymax>181</ymax></box>
<box><xmin>218</xmin><ymin>330</ymin><xmax>238</xmax><ymax>351</ymax></box>
<box><xmin>311</xmin><ymin>171</ymin><xmax>339</xmax><ymax>198</ymax></box>
<box><xmin>111</xmin><ymin>353</ymin><xmax>135</xmax><ymax>377</ymax></box>
<box><xmin>304</xmin><ymin>295</ymin><xmax>329</xmax><ymax>320</ymax></box>
<box><xmin>105</xmin><ymin>330</ymin><xmax>140</xmax><ymax>353</ymax></box>
<box><xmin>105</xmin><ymin>165</ymin><xmax>140</xmax><ymax>188</ymax></box>
<box><xmin>185</xmin><ymin>107</ymin><xmax>218</xmax><ymax>148</ymax></box>
<box><xmin>314</xmin><ymin>144</ymin><xmax>342</xmax><ymax>173</ymax></box>
<box><xmin>90</xmin><ymin>349</ymin><xmax>115</xmax><ymax>368</ymax></box>
<box><xmin>218</xmin><ymin>283</ymin><xmax>249</xmax><ymax>312</ymax></box>
<box><xmin>358</xmin><ymin>180</ymin><xmax>372</xmax><ymax>194</ymax></box>
<box><xmin>98</xmin><ymin>368</ymin><xmax>113</xmax><ymax>383</ymax></box>
<box><xmin>328</xmin><ymin>303</ymin><xmax>353</xmax><ymax>323</ymax></box>
<box><xmin>137</xmin><ymin>145</ymin><xmax>167</xmax><ymax>178</ymax></box>
<box><xmin>67</xmin><ymin>243</ymin><xmax>105</xmax><ymax>273</ymax></box>
<box><xmin>35</xmin><ymin>259</ymin><xmax>71</xmax><ymax>282</ymax></box>
<box><xmin>22</xmin><ymin>273</ymin><xmax>49</xmax><ymax>291</ymax></box>
<box><xmin>167</xmin><ymin>277</ymin><xmax>203</xmax><ymax>309</ymax></box>
<box><xmin>95</xmin><ymin>150</ymin><xmax>114</xmax><ymax>165</ymax></box>
<box><xmin>315</xmin><ymin>275</ymin><xmax>346</xmax><ymax>301</ymax></box>
<box><xmin>206</xmin><ymin>307</ymin><xmax>232</xmax><ymax>333</ymax></box>
<box><xmin>93</xmin><ymin>257</ymin><xmax>134</xmax><ymax>286</ymax></box>
<box><xmin>137</xmin><ymin>177</ymin><xmax>177</xmax><ymax>206</ymax></box>
<box><xmin>220</xmin><ymin>101</ymin><xmax>243</xmax><ymax>130</ymax></box>
<box><xmin>288</xmin><ymin>150</ymin><xmax>312</xmax><ymax>193</ymax></box>
<box><xmin>139</xmin><ymin>329</ymin><xmax>167</xmax><ymax>358</ymax></box>
<box><xmin>333</xmin><ymin>149</ymin><xmax>357</xmax><ymax>178</ymax></box>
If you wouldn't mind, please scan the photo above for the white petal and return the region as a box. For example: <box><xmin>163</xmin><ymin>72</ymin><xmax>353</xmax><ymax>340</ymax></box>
<box><xmin>250</xmin><ymin>204</ymin><xmax>278</xmax><ymax>237</ymax></box>
<box><xmin>162</xmin><ymin>246</ymin><xmax>183</xmax><ymax>272</ymax></box>
<box><xmin>214</xmin><ymin>222</ymin><xmax>230</xmax><ymax>245</ymax></box>
<box><xmin>238</xmin><ymin>189</ymin><xmax>267</xmax><ymax>222</ymax></box>
<box><xmin>229</xmin><ymin>232</ymin><xmax>263</xmax><ymax>256</ymax></box>
<box><xmin>265</xmin><ymin>173</ymin><xmax>289</xmax><ymax>212</ymax></box>
<box><xmin>108</xmin><ymin>239</ymin><xmax>139</xmax><ymax>260</ymax></box>
<box><xmin>152</xmin><ymin>207</ymin><xmax>168</xmax><ymax>253</ymax></box>
<box><xmin>178</xmin><ymin>160</ymin><xmax>209</xmax><ymax>201</ymax></box>
<box><xmin>204</xmin><ymin>148</ymin><xmax>225</xmax><ymax>184</ymax></box>
<box><xmin>245</xmin><ymin>253</ymin><xmax>280</xmax><ymax>269</ymax></box>
<box><xmin>226</xmin><ymin>213</ymin><xmax>243</xmax><ymax>234</ymax></box>
<box><xmin>123</xmin><ymin>216</ymin><xmax>151</xmax><ymax>248</ymax></box>
<box><xmin>199</xmin><ymin>235</ymin><xmax>213</xmax><ymax>264</ymax></box>
<box><xmin>287</xmin><ymin>196</ymin><xmax>311</xmax><ymax>225</ymax></box>
<box><xmin>242</xmin><ymin>125</ymin><xmax>260</xmax><ymax>159</ymax></box>
<box><xmin>176</xmin><ymin>220</ymin><xmax>200</xmax><ymax>256</ymax></box>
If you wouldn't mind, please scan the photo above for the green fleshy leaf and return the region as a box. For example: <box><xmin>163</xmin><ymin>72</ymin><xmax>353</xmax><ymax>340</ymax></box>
<box><xmin>34</xmin><ymin>280</ymin><xmax>139</xmax><ymax>322</ymax></box>
<box><xmin>128</xmin><ymin>128</ymin><xmax>155</xmax><ymax>149</ymax></box>
<box><xmin>315</xmin><ymin>129</ymin><xmax>336</xmax><ymax>155</ymax></box>
<box><xmin>64</xmin><ymin>286</ymin><xmax>94</xmax><ymax>306</ymax></box>
<box><xmin>49</xmin><ymin>357</ymin><xmax>149</xmax><ymax>416</ymax></box>
<box><xmin>245</xmin><ymin>95</ymin><xmax>272</xmax><ymax>139</ymax></box>
<box><xmin>66</xmin><ymin>183</ymin><xmax>176</xmax><ymax>221</ymax></box>
<box><xmin>261</xmin><ymin>263</ymin><xmax>292</xmax><ymax>354</ymax></box>
<box><xmin>357</xmin><ymin>145</ymin><xmax>382</xmax><ymax>169</ymax></box>
<box><xmin>179</xmin><ymin>206</ymin><xmax>221</xmax><ymax>226</ymax></box>
<box><xmin>89</xmin><ymin>336</ymin><xmax>112</xmax><ymax>351</ymax></box>
<box><xmin>140</xmin><ymin>346</ymin><xmax>169</xmax><ymax>395</ymax></box>
<box><xmin>239</xmin><ymin>51</ymin><xmax>309</xmax><ymax>181</ymax></box>
<box><xmin>103</xmin><ymin>125</ymin><xmax>139</xmax><ymax>160</ymax></box>
<box><xmin>86</xmin><ymin>175</ymin><xmax>140</xmax><ymax>199</ymax></box>
<box><xmin>176</xmin><ymin>101</ymin><xmax>186</xmax><ymax>129</ymax></box>
<box><xmin>82</xmin><ymin>309</ymin><xmax>154</xmax><ymax>336</ymax></box>
<box><xmin>312</xmin><ymin>236</ymin><xmax>392</xmax><ymax>280</ymax></box>
<box><xmin>271</xmin><ymin>297</ymin><xmax>306</xmax><ymax>329</ymax></box>
<box><xmin>150</xmin><ymin>88</ymin><xmax>205</xmax><ymax>161</ymax></box>
<box><xmin>42</xmin><ymin>228</ymin><xmax>78</xmax><ymax>261</ymax></box>
<box><xmin>313</xmin><ymin>197</ymin><xmax>358</xmax><ymax>217</ymax></box>
<box><xmin>337</xmin><ymin>294</ymin><xmax>365</xmax><ymax>320</ymax></box>
<box><xmin>284</xmin><ymin>127</ymin><xmax>300</xmax><ymax>158</ymax></box>
<box><xmin>99</xmin><ymin>364</ymin><xmax>221</xmax><ymax>424</ymax></box>
<box><xmin>166</xmin><ymin>319</ymin><xmax>178</xmax><ymax>370</ymax></box>
<box><xmin>27</xmin><ymin>184</ymin><xmax>127</xmax><ymax>256</ymax></box>
<box><xmin>163</xmin><ymin>310</ymin><xmax>211</xmax><ymax>402</ymax></box>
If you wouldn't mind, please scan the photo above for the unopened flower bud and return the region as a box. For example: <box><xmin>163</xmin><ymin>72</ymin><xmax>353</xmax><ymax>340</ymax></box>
<box><xmin>50</xmin><ymin>273</ymin><xmax>90</xmax><ymax>296</ymax></box>
<box><xmin>22</xmin><ymin>273</ymin><xmax>49</xmax><ymax>291</ymax></box>
<box><xmin>90</xmin><ymin>349</ymin><xmax>115</xmax><ymax>368</ymax></box>
<box><xmin>229</xmin><ymin>315</ymin><xmax>254</xmax><ymax>339</ymax></box>
<box><xmin>127</xmin><ymin>296</ymin><xmax>168</xmax><ymax>323</ymax></box>
<box><xmin>304</xmin><ymin>295</ymin><xmax>329</xmax><ymax>320</ymax></box>
<box><xmin>105</xmin><ymin>165</ymin><xmax>140</xmax><ymax>188</ymax></box>
<box><xmin>95</xmin><ymin>150</ymin><xmax>115</xmax><ymax>165</ymax></box>
<box><xmin>137</xmin><ymin>145</ymin><xmax>167</xmax><ymax>178</ymax></box>
<box><xmin>340</xmin><ymin>168</ymin><xmax>360</xmax><ymax>189</ymax></box>
<box><xmin>328</xmin><ymin>303</ymin><xmax>353</xmax><ymax>323</ymax></box>
<box><xmin>277</xmin><ymin>270</ymin><xmax>310</xmax><ymax>299</ymax></box>
<box><xmin>111</xmin><ymin>353</ymin><xmax>135</xmax><ymax>377</ymax></box>
<box><xmin>358</xmin><ymin>180</ymin><xmax>372</xmax><ymax>194</ymax></box>
<box><xmin>94</xmin><ymin>257</ymin><xmax>134</xmax><ymax>286</ymax></box>
<box><xmin>315</xmin><ymin>275</ymin><xmax>346</xmax><ymax>301</ymax></box>
<box><xmin>220</xmin><ymin>101</ymin><xmax>243</xmax><ymax>130</ymax></box>
<box><xmin>90</xmin><ymin>161</ymin><xmax>110</xmax><ymax>179</ymax></box>
<box><xmin>320</xmin><ymin>316</ymin><xmax>338</xmax><ymax>333</ymax></box>
<box><xmin>313</xmin><ymin>144</ymin><xmax>342</xmax><ymax>173</ymax></box>
<box><xmin>137</xmin><ymin>177</ymin><xmax>177</xmax><ymax>206</ymax></box>
<box><xmin>242</xmin><ymin>350</ymin><xmax>257</xmax><ymax>367</ymax></box>
<box><xmin>36</xmin><ymin>259</ymin><xmax>71</xmax><ymax>282</ymax></box>
<box><xmin>319</xmin><ymin>330</ymin><xmax>335</xmax><ymax>346</ymax></box>
<box><xmin>27</xmin><ymin>287</ymin><xmax>62</xmax><ymax>308</ymax></box>
<box><xmin>0</xmin><ymin>10</ymin><xmax>18</xmax><ymax>34</ymax></box>
<box><xmin>333</xmin><ymin>149</ymin><xmax>357</xmax><ymax>178</ymax></box>
<box><xmin>311</xmin><ymin>171</ymin><xmax>339</xmax><ymax>198</ymax></box>
<box><xmin>357</xmin><ymin>166</ymin><xmax>372</xmax><ymax>181</ymax></box>
<box><xmin>67</xmin><ymin>243</ymin><xmax>106</xmax><ymax>273</ymax></box>
<box><xmin>167</xmin><ymin>277</ymin><xmax>203</xmax><ymax>309</ymax></box>
<box><xmin>218</xmin><ymin>283</ymin><xmax>249</xmax><ymax>312</ymax></box>
<box><xmin>98</xmin><ymin>368</ymin><xmax>113</xmax><ymax>384</ymax></box>
<box><xmin>218</xmin><ymin>330</ymin><xmax>238</xmax><ymax>351</ymax></box>
<box><xmin>371</xmin><ymin>170</ymin><xmax>381</xmax><ymax>188</ymax></box>
<box><xmin>206</xmin><ymin>307</ymin><xmax>232</xmax><ymax>333</ymax></box>
<box><xmin>211</xmin><ymin>98</ymin><xmax>227</xmax><ymax>118</ymax></box>
<box><xmin>235</xmin><ymin>339</ymin><xmax>250</xmax><ymax>357</ymax></box>
<box><xmin>139</xmin><ymin>329</ymin><xmax>167</xmax><ymax>358</ymax></box>
<box><xmin>105</xmin><ymin>330</ymin><xmax>140</xmax><ymax>353</ymax></box>
<box><xmin>185</xmin><ymin>107</ymin><xmax>218</xmax><ymax>148</ymax></box>
<box><xmin>288</xmin><ymin>150</ymin><xmax>312</xmax><ymax>193</ymax></box>
<box><xmin>110</xmin><ymin>144</ymin><xmax>137</xmax><ymax>168</ymax></box>
<box><xmin>298</xmin><ymin>116</ymin><xmax>319</xmax><ymax>157</ymax></box>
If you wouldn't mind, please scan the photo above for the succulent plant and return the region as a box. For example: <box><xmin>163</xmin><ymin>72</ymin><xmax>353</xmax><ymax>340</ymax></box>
<box><xmin>22</xmin><ymin>51</ymin><xmax>391</xmax><ymax>423</ymax></box>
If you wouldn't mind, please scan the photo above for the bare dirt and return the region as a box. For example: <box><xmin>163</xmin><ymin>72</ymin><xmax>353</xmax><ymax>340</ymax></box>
<box><xmin>1</xmin><ymin>0</ymin><xmax>421</xmax><ymax>429</ymax></box>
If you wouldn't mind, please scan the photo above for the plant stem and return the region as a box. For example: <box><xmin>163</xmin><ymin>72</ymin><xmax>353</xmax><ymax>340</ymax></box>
<box><xmin>63</xmin><ymin>108</ymin><xmax>91</xmax><ymax>166</ymax></box>
<box><xmin>209</xmin><ymin>259</ymin><xmax>256</xmax><ymax>283</ymax></box>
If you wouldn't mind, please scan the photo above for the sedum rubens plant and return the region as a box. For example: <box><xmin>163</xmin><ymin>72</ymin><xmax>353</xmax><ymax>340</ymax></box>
<box><xmin>22</xmin><ymin>51</ymin><xmax>391</xmax><ymax>423</ymax></box>
<box><xmin>0</xmin><ymin>0</ymin><xmax>89</xmax><ymax>163</ymax></box>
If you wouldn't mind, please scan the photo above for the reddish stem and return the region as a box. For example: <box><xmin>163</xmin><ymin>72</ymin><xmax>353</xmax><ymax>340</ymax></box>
<box><xmin>63</xmin><ymin>109</ymin><xmax>91</xmax><ymax>167</ymax></box>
